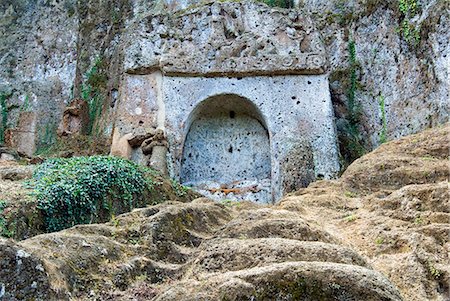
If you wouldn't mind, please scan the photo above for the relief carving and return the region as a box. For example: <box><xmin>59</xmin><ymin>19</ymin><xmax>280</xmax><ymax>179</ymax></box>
<box><xmin>124</xmin><ymin>1</ymin><xmax>327</xmax><ymax>76</ymax></box>
<box><xmin>57</xmin><ymin>98</ymin><xmax>89</xmax><ymax>137</ymax></box>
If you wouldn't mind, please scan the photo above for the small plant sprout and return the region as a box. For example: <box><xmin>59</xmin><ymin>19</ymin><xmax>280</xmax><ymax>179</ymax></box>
<box><xmin>344</xmin><ymin>191</ymin><xmax>358</xmax><ymax>198</ymax></box>
<box><xmin>344</xmin><ymin>214</ymin><xmax>358</xmax><ymax>223</ymax></box>
<box><xmin>375</xmin><ymin>237</ymin><xmax>384</xmax><ymax>245</ymax></box>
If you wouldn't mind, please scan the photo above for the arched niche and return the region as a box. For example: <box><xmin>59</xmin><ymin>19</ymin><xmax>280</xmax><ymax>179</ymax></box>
<box><xmin>180</xmin><ymin>94</ymin><xmax>272</xmax><ymax>203</ymax></box>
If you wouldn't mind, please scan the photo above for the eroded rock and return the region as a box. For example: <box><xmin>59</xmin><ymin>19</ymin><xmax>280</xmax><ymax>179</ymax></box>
<box><xmin>1</xmin><ymin>125</ymin><xmax>449</xmax><ymax>300</ymax></box>
<box><xmin>0</xmin><ymin>238</ymin><xmax>52</xmax><ymax>301</ymax></box>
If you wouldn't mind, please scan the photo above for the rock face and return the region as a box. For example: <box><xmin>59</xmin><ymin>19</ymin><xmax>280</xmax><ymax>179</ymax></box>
<box><xmin>0</xmin><ymin>238</ymin><xmax>51</xmax><ymax>301</ymax></box>
<box><xmin>0</xmin><ymin>0</ymin><xmax>79</xmax><ymax>150</ymax></box>
<box><xmin>4</xmin><ymin>112</ymin><xmax>37</xmax><ymax>157</ymax></box>
<box><xmin>1</xmin><ymin>0</ymin><xmax>448</xmax><ymax>200</ymax></box>
<box><xmin>3</xmin><ymin>124</ymin><xmax>448</xmax><ymax>300</ymax></box>
<box><xmin>113</xmin><ymin>1</ymin><xmax>340</xmax><ymax>203</ymax></box>
<box><xmin>57</xmin><ymin>99</ymin><xmax>90</xmax><ymax>137</ymax></box>
<box><xmin>0</xmin><ymin>200</ymin><xmax>403</xmax><ymax>301</ymax></box>
<box><xmin>114</xmin><ymin>71</ymin><xmax>339</xmax><ymax>203</ymax></box>
<box><xmin>280</xmin><ymin>124</ymin><xmax>450</xmax><ymax>301</ymax></box>
<box><xmin>302</xmin><ymin>0</ymin><xmax>450</xmax><ymax>155</ymax></box>
<box><xmin>123</xmin><ymin>1</ymin><xmax>327</xmax><ymax>75</ymax></box>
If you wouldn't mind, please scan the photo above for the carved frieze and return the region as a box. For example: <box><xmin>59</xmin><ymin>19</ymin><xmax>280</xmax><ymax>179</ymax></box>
<box><xmin>123</xmin><ymin>1</ymin><xmax>327</xmax><ymax>76</ymax></box>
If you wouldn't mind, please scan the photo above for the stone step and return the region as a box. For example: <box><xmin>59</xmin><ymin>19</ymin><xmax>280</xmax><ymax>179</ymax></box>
<box><xmin>155</xmin><ymin>261</ymin><xmax>403</xmax><ymax>301</ymax></box>
<box><xmin>187</xmin><ymin>237</ymin><xmax>368</xmax><ymax>276</ymax></box>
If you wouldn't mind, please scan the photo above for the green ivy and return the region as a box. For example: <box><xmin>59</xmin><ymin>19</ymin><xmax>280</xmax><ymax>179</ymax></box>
<box><xmin>29</xmin><ymin>156</ymin><xmax>157</xmax><ymax>232</ymax></box>
<box><xmin>170</xmin><ymin>178</ymin><xmax>190</xmax><ymax>197</ymax></box>
<box><xmin>0</xmin><ymin>200</ymin><xmax>13</xmax><ymax>238</ymax></box>
<box><xmin>344</xmin><ymin>39</ymin><xmax>366</xmax><ymax>159</ymax></box>
<box><xmin>399</xmin><ymin>0</ymin><xmax>417</xmax><ymax>15</ymax></box>
<box><xmin>81</xmin><ymin>57</ymin><xmax>107</xmax><ymax>136</ymax></box>
<box><xmin>0</xmin><ymin>92</ymin><xmax>12</xmax><ymax>144</ymax></box>
<box><xmin>398</xmin><ymin>0</ymin><xmax>420</xmax><ymax>46</ymax></box>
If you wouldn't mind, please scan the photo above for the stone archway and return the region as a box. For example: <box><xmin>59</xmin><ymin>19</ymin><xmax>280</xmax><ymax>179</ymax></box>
<box><xmin>180</xmin><ymin>94</ymin><xmax>272</xmax><ymax>203</ymax></box>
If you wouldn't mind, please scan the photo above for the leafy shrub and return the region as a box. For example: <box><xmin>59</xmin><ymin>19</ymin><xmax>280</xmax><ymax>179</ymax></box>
<box><xmin>30</xmin><ymin>156</ymin><xmax>158</xmax><ymax>232</ymax></box>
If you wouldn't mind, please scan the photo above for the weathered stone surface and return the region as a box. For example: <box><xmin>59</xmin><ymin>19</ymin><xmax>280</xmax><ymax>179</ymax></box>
<box><xmin>188</xmin><ymin>238</ymin><xmax>369</xmax><ymax>276</ymax></box>
<box><xmin>303</xmin><ymin>0</ymin><xmax>449</xmax><ymax>152</ymax></box>
<box><xmin>155</xmin><ymin>262</ymin><xmax>402</xmax><ymax>301</ymax></box>
<box><xmin>0</xmin><ymin>238</ymin><xmax>51</xmax><ymax>301</ymax></box>
<box><xmin>113</xmin><ymin>72</ymin><xmax>340</xmax><ymax>203</ymax></box>
<box><xmin>279</xmin><ymin>124</ymin><xmax>450</xmax><ymax>301</ymax></box>
<box><xmin>281</xmin><ymin>139</ymin><xmax>316</xmax><ymax>193</ymax></box>
<box><xmin>217</xmin><ymin>208</ymin><xmax>338</xmax><ymax>243</ymax></box>
<box><xmin>1</xmin><ymin>0</ymin><xmax>448</xmax><ymax>165</ymax></box>
<box><xmin>113</xmin><ymin>1</ymin><xmax>339</xmax><ymax>202</ymax></box>
<box><xmin>0</xmin><ymin>153</ymin><xmax>15</xmax><ymax>161</ymax></box>
<box><xmin>57</xmin><ymin>98</ymin><xmax>89</xmax><ymax>137</ymax></box>
<box><xmin>341</xmin><ymin>124</ymin><xmax>449</xmax><ymax>194</ymax></box>
<box><xmin>163</xmin><ymin>76</ymin><xmax>339</xmax><ymax>202</ymax></box>
<box><xmin>180</xmin><ymin>94</ymin><xmax>272</xmax><ymax>202</ymax></box>
<box><xmin>4</xmin><ymin>124</ymin><xmax>448</xmax><ymax>300</ymax></box>
<box><xmin>149</xmin><ymin>145</ymin><xmax>169</xmax><ymax>176</ymax></box>
<box><xmin>110</xmin><ymin>132</ymin><xmax>133</xmax><ymax>159</ymax></box>
<box><xmin>0</xmin><ymin>0</ymin><xmax>79</xmax><ymax>151</ymax></box>
<box><xmin>124</xmin><ymin>1</ymin><xmax>327</xmax><ymax>76</ymax></box>
<box><xmin>8</xmin><ymin>200</ymin><xmax>232</xmax><ymax>299</ymax></box>
<box><xmin>0</xmin><ymin>196</ymin><xmax>401</xmax><ymax>300</ymax></box>
<box><xmin>4</xmin><ymin>112</ymin><xmax>37</xmax><ymax>157</ymax></box>
<box><xmin>0</xmin><ymin>162</ymin><xmax>33</xmax><ymax>181</ymax></box>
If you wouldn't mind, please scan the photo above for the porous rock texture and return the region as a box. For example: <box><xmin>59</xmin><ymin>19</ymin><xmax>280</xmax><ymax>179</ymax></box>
<box><xmin>280</xmin><ymin>124</ymin><xmax>450</xmax><ymax>301</ymax></box>
<box><xmin>304</xmin><ymin>0</ymin><xmax>449</xmax><ymax>153</ymax></box>
<box><xmin>1</xmin><ymin>0</ymin><xmax>448</xmax><ymax>157</ymax></box>
<box><xmin>2</xmin><ymin>124</ymin><xmax>449</xmax><ymax>300</ymax></box>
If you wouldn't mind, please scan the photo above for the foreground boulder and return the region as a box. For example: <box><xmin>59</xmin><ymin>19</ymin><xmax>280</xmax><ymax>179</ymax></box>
<box><xmin>280</xmin><ymin>124</ymin><xmax>449</xmax><ymax>301</ymax></box>
<box><xmin>0</xmin><ymin>199</ymin><xmax>402</xmax><ymax>301</ymax></box>
<box><xmin>0</xmin><ymin>124</ymin><xmax>448</xmax><ymax>300</ymax></box>
<box><xmin>0</xmin><ymin>238</ymin><xmax>50</xmax><ymax>300</ymax></box>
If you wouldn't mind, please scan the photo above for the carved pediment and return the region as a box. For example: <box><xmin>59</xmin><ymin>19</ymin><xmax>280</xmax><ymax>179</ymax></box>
<box><xmin>124</xmin><ymin>1</ymin><xmax>327</xmax><ymax>76</ymax></box>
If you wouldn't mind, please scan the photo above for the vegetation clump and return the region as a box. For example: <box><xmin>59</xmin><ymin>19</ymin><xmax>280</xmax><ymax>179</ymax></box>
<box><xmin>336</xmin><ymin>39</ymin><xmax>366</xmax><ymax>167</ymax></box>
<box><xmin>0</xmin><ymin>200</ymin><xmax>13</xmax><ymax>237</ymax></box>
<box><xmin>0</xmin><ymin>91</ymin><xmax>12</xmax><ymax>144</ymax></box>
<box><xmin>256</xmin><ymin>0</ymin><xmax>293</xmax><ymax>8</ymax></box>
<box><xmin>398</xmin><ymin>0</ymin><xmax>420</xmax><ymax>46</ymax></box>
<box><xmin>30</xmin><ymin>156</ymin><xmax>159</xmax><ymax>232</ymax></box>
<box><xmin>81</xmin><ymin>57</ymin><xmax>108</xmax><ymax>136</ymax></box>
<box><xmin>378</xmin><ymin>94</ymin><xmax>387</xmax><ymax>144</ymax></box>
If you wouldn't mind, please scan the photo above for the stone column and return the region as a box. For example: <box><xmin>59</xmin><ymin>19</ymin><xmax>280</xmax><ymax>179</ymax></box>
<box><xmin>149</xmin><ymin>145</ymin><xmax>168</xmax><ymax>177</ymax></box>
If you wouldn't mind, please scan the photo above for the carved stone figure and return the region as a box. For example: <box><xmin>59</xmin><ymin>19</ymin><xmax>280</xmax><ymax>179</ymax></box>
<box><xmin>57</xmin><ymin>98</ymin><xmax>89</xmax><ymax>137</ymax></box>
<box><xmin>141</xmin><ymin>129</ymin><xmax>168</xmax><ymax>176</ymax></box>
<box><xmin>123</xmin><ymin>1</ymin><xmax>327</xmax><ymax>76</ymax></box>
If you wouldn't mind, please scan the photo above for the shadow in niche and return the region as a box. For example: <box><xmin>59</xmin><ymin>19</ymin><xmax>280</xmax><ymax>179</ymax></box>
<box><xmin>180</xmin><ymin>94</ymin><xmax>273</xmax><ymax>203</ymax></box>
